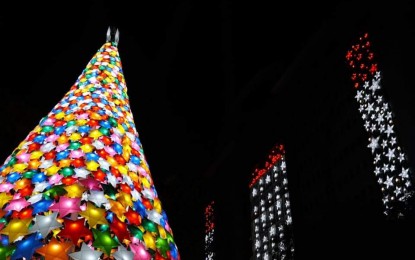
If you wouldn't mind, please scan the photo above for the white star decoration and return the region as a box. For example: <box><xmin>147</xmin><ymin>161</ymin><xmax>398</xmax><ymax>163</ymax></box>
<box><xmin>74</xmin><ymin>168</ymin><xmax>90</xmax><ymax>178</ymax></box>
<box><xmin>368</xmin><ymin>136</ymin><xmax>379</xmax><ymax>153</ymax></box>
<box><xmin>250</xmin><ymin>156</ymin><xmax>294</xmax><ymax>258</ymax></box>
<box><xmin>386</xmin><ymin>148</ymin><xmax>395</xmax><ymax>161</ymax></box>
<box><xmin>88</xmin><ymin>190</ymin><xmax>109</xmax><ymax>207</ymax></box>
<box><xmin>69</xmin><ymin>242</ymin><xmax>102</xmax><ymax>260</ymax></box>
<box><xmin>354</xmin><ymin>71</ymin><xmax>412</xmax><ymax>216</ymax></box>
<box><xmin>33</xmin><ymin>182</ymin><xmax>49</xmax><ymax>193</ymax></box>
<box><xmin>385</xmin><ymin>176</ymin><xmax>394</xmax><ymax>189</ymax></box>
<box><xmin>29</xmin><ymin>212</ymin><xmax>62</xmax><ymax>238</ymax></box>
<box><xmin>113</xmin><ymin>245</ymin><xmax>134</xmax><ymax>260</ymax></box>
<box><xmin>107</xmin><ymin>174</ymin><xmax>117</xmax><ymax>187</ymax></box>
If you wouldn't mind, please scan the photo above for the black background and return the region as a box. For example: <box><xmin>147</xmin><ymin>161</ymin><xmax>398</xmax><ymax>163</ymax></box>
<box><xmin>1</xmin><ymin>1</ymin><xmax>415</xmax><ymax>259</ymax></box>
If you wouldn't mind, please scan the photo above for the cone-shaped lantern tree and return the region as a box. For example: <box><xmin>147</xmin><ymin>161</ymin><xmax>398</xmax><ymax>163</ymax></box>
<box><xmin>0</xmin><ymin>28</ymin><xmax>180</xmax><ymax>260</ymax></box>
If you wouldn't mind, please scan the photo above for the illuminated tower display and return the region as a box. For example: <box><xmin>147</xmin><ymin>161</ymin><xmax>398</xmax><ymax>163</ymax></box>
<box><xmin>0</xmin><ymin>28</ymin><xmax>180</xmax><ymax>259</ymax></box>
<box><xmin>249</xmin><ymin>144</ymin><xmax>294</xmax><ymax>260</ymax></box>
<box><xmin>346</xmin><ymin>33</ymin><xmax>414</xmax><ymax>217</ymax></box>
<box><xmin>204</xmin><ymin>201</ymin><xmax>215</xmax><ymax>260</ymax></box>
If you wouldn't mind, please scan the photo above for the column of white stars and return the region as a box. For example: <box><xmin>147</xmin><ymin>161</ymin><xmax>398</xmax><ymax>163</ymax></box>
<box><xmin>355</xmin><ymin>71</ymin><xmax>412</xmax><ymax>216</ymax></box>
<box><xmin>250</xmin><ymin>153</ymin><xmax>294</xmax><ymax>259</ymax></box>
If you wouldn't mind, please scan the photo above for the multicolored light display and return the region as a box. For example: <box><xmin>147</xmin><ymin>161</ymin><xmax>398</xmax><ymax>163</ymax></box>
<box><xmin>250</xmin><ymin>144</ymin><xmax>294</xmax><ymax>260</ymax></box>
<box><xmin>0</xmin><ymin>36</ymin><xmax>180</xmax><ymax>258</ymax></box>
<box><xmin>346</xmin><ymin>33</ymin><xmax>413</xmax><ymax>217</ymax></box>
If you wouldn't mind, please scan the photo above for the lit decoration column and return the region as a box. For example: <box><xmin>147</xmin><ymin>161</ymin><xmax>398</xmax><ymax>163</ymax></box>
<box><xmin>346</xmin><ymin>33</ymin><xmax>414</xmax><ymax>217</ymax></box>
<box><xmin>204</xmin><ymin>201</ymin><xmax>215</xmax><ymax>260</ymax></box>
<box><xmin>0</xmin><ymin>28</ymin><xmax>180</xmax><ymax>259</ymax></box>
<box><xmin>249</xmin><ymin>144</ymin><xmax>294</xmax><ymax>260</ymax></box>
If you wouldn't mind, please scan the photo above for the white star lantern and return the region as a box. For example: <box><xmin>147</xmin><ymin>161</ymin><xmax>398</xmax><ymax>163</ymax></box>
<box><xmin>68</xmin><ymin>242</ymin><xmax>102</xmax><ymax>260</ymax></box>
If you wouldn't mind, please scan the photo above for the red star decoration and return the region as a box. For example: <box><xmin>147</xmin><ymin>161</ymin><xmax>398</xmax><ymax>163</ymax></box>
<box><xmin>110</xmin><ymin>216</ymin><xmax>130</xmax><ymax>243</ymax></box>
<box><xmin>125</xmin><ymin>208</ymin><xmax>141</xmax><ymax>225</ymax></box>
<box><xmin>59</xmin><ymin>218</ymin><xmax>93</xmax><ymax>245</ymax></box>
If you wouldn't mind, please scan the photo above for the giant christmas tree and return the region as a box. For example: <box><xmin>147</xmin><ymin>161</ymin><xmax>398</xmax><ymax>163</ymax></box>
<box><xmin>0</xmin><ymin>28</ymin><xmax>180</xmax><ymax>259</ymax></box>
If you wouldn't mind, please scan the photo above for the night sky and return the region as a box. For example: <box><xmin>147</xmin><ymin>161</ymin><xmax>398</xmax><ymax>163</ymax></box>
<box><xmin>1</xmin><ymin>1</ymin><xmax>415</xmax><ymax>259</ymax></box>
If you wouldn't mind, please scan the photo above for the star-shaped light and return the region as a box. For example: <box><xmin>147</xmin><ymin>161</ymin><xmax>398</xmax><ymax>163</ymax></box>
<box><xmin>108</xmin><ymin>200</ymin><xmax>126</xmax><ymax>220</ymax></box>
<box><xmin>4</xmin><ymin>198</ymin><xmax>30</xmax><ymax>212</ymax></box>
<box><xmin>385</xmin><ymin>124</ymin><xmax>394</xmax><ymax>137</ymax></box>
<box><xmin>98</xmin><ymin>158</ymin><xmax>111</xmax><ymax>171</ymax></box>
<box><xmin>374</xmin><ymin>154</ymin><xmax>381</xmax><ymax>163</ymax></box>
<box><xmin>16</xmin><ymin>152</ymin><xmax>31</xmax><ymax>163</ymax></box>
<box><xmin>92</xmin><ymin>228</ymin><xmax>119</xmax><ymax>256</ymax></box>
<box><xmin>0</xmin><ymin>218</ymin><xmax>31</xmax><ymax>242</ymax></box>
<box><xmin>12</xmin><ymin>233</ymin><xmax>43</xmax><ymax>260</ymax></box>
<box><xmin>29</xmin><ymin>212</ymin><xmax>62</xmax><ymax>238</ymax></box>
<box><xmin>58</xmin><ymin>218</ymin><xmax>92</xmax><ymax>244</ymax></box>
<box><xmin>107</xmin><ymin>174</ymin><xmax>117</xmax><ymax>187</ymax></box>
<box><xmin>92</xmin><ymin>140</ymin><xmax>105</xmax><ymax>150</ymax></box>
<box><xmin>386</xmin><ymin>148</ymin><xmax>395</xmax><ymax>161</ymax></box>
<box><xmin>142</xmin><ymin>232</ymin><xmax>156</xmax><ymax>251</ymax></box>
<box><xmin>74</xmin><ymin>168</ymin><xmax>90</xmax><ymax>178</ymax></box>
<box><xmin>366</xmin><ymin>102</ymin><xmax>374</xmax><ymax>113</ymax></box>
<box><xmin>79</xmin><ymin>202</ymin><xmax>108</xmax><ymax>227</ymax></box>
<box><xmin>355</xmin><ymin>90</ymin><xmax>363</xmax><ymax>100</ymax></box>
<box><xmin>36</xmin><ymin>237</ymin><xmax>73</xmax><ymax>260</ymax></box>
<box><xmin>117</xmin><ymin>191</ymin><xmax>133</xmax><ymax>208</ymax></box>
<box><xmin>110</xmin><ymin>216</ymin><xmax>130</xmax><ymax>243</ymax></box>
<box><xmin>31</xmin><ymin>199</ymin><xmax>54</xmax><ymax>214</ymax></box>
<box><xmin>376</xmin><ymin>114</ymin><xmax>384</xmax><ymax>125</ymax></box>
<box><xmin>86</xmin><ymin>160</ymin><xmax>100</xmax><ymax>172</ymax></box>
<box><xmin>33</xmin><ymin>181</ymin><xmax>49</xmax><ymax>193</ymax></box>
<box><xmin>394</xmin><ymin>187</ymin><xmax>402</xmax><ymax>196</ymax></box>
<box><xmin>0</xmin><ymin>183</ymin><xmax>14</xmax><ymax>193</ymax></box>
<box><xmin>398</xmin><ymin>153</ymin><xmax>405</xmax><ymax>162</ymax></box>
<box><xmin>384</xmin><ymin>176</ymin><xmax>394</xmax><ymax>189</ymax></box>
<box><xmin>41</xmin><ymin>143</ymin><xmax>56</xmax><ymax>153</ymax></box>
<box><xmin>39</xmin><ymin>159</ymin><xmax>54</xmax><ymax>169</ymax></box>
<box><xmin>64</xmin><ymin>183</ymin><xmax>86</xmax><ymax>198</ymax></box>
<box><xmin>125</xmin><ymin>208</ymin><xmax>141</xmax><ymax>225</ymax></box>
<box><xmin>130</xmin><ymin>242</ymin><xmax>151</xmax><ymax>260</ymax></box>
<box><xmin>131</xmin><ymin>189</ymin><xmax>141</xmax><ymax>201</ymax></box>
<box><xmin>80</xmin><ymin>177</ymin><xmax>102</xmax><ymax>190</ymax></box>
<box><xmin>368</xmin><ymin>137</ymin><xmax>380</xmax><ymax>154</ymax></box>
<box><xmin>69</xmin><ymin>242</ymin><xmax>102</xmax><ymax>260</ymax></box>
<box><xmin>49</xmin><ymin>196</ymin><xmax>81</xmax><ymax>217</ymax></box>
<box><xmin>88</xmin><ymin>190</ymin><xmax>109</xmax><ymax>207</ymax></box>
<box><xmin>400</xmin><ymin>167</ymin><xmax>409</xmax><ymax>179</ymax></box>
<box><xmin>48</xmin><ymin>173</ymin><xmax>64</xmax><ymax>185</ymax></box>
<box><xmin>104</xmin><ymin>146</ymin><xmax>117</xmax><ymax>157</ymax></box>
<box><xmin>390</xmin><ymin>137</ymin><xmax>397</xmax><ymax>146</ymax></box>
<box><xmin>113</xmin><ymin>245</ymin><xmax>134</xmax><ymax>260</ymax></box>
<box><xmin>147</xmin><ymin>209</ymin><xmax>163</xmax><ymax>225</ymax></box>
<box><xmin>126</xmin><ymin>162</ymin><xmax>138</xmax><ymax>172</ymax></box>
<box><xmin>0</xmin><ymin>193</ymin><xmax>13</xmax><ymax>208</ymax></box>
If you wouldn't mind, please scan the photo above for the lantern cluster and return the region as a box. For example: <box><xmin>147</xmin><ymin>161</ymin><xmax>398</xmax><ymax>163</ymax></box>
<box><xmin>250</xmin><ymin>144</ymin><xmax>294</xmax><ymax>260</ymax></box>
<box><xmin>0</xmin><ymin>41</ymin><xmax>180</xmax><ymax>259</ymax></box>
<box><xmin>346</xmin><ymin>33</ymin><xmax>413</xmax><ymax>217</ymax></box>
